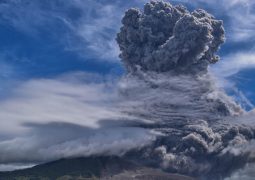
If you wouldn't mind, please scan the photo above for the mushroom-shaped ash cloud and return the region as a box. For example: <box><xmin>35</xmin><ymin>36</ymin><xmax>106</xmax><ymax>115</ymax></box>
<box><xmin>116</xmin><ymin>1</ymin><xmax>225</xmax><ymax>74</ymax></box>
<box><xmin>116</xmin><ymin>1</ymin><xmax>255</xmax><ymax>179</ymax></box>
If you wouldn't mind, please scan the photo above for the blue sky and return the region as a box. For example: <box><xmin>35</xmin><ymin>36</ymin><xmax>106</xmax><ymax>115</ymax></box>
<box><xmin>0</xmin><ymin>0</ymin><xmax>254</xmax><ymax>105</ymax></box>
<box><xmin>0</xmin><ymin>0</ymin><xmax>254</xmax><ymax>171</ymax></box>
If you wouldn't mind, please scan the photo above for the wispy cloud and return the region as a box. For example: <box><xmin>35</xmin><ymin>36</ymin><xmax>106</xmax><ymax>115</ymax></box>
<box><xmin>2</xmin><ymin>0</ymin><xmax>254</xmax><ymax>61</ymax></box>
<box><xmin>59</xmin><ymin>0</ymin><xmax>124</xmax><ymax>61</ymax></box>
<box><xmin>68</xmin><ymin>2</ymin><xmax>122</xmax><ymax>60</ymax></box>
<box><xmin>225</xmin><ymin>1</ymin><xmax>255</xmax><ymax>42</ymax></box>
<box><xmin>0</xmin><ymin>0</ymin><xmax>125</xmax><ymax>61</ymax></box>
<box><xmin>0</xmin><ymin>72</ymin><xmax>155</xmax><ymax>168</ymax></box>
<box><xmin>212</xmin><ymin>52</ymin><xmax>255</xmax><ymax>77</ymax></box>
<box><xmin>210</xmin><ymin>51</ymin><xmax>255</xmax><ymax>109</ymax></box>
<box><xmin>0</xmin><ymin>72</ymin><xmax>122</xmax><ymax>134</ymax></box>
<box><xmin>0</xmin><ymin>163</ymin><xmax>34</xmax><ymax>172</ymax></box>
<box><xmin>0</xmin><ymin>0</ymin><xmax>254</xmax><ymax>174</ymax></box>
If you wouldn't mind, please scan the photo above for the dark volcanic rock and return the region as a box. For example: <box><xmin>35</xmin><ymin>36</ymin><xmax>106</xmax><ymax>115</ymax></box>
<box><xmin>105</xmin><ymin>168</ymin><xmax>196</xmax><ymax>180</ymax></box>
<box><xmin>0</xmin><ymin>156</ymin><xmax>138</xmax><ymax>180</ymax></box>
<box><xmin>0</xmin><ymin>156</ymin><xmax>195</xmax><ymax>180</ymax></box>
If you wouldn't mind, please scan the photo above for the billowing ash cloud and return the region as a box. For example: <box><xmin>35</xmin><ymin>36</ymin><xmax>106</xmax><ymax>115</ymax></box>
<box><xmin>118</xmin><ymin>73</ymin><xmax>255</xmax><ymax>179</ymax></box>
<box><xmin>115</xmin><ymin>1</ymin><xmax>255</xmax><ymax>179</ymax></box>
<box><xmin>116</xmin><ymin>1</ymin><xmax>225</xmax><ymax>74</ymax></box>
<box><xmin>0</xmin><ymin>1</ymin><xmax>254</xmax><ymax>180</ymax></box>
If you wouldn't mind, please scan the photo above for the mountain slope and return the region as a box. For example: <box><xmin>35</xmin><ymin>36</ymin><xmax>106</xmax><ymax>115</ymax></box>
<box><xmin>0</xmin><ymin>156</ymin><xmax>195</xmax><ymax>180</ymax></box>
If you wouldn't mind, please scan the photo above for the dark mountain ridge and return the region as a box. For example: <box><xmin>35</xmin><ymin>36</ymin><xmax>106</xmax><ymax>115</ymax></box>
<box><xmin>0</xmin><ymin>156</ymin><xmax>195</xmax><ymax>180</ymax></box>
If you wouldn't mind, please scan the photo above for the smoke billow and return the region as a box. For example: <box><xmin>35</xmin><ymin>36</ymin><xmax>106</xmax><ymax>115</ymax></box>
<box><xmin>116</xmin><ymin>1</ymin><xmax>225</xmax><ymax>74</ymax></box>
<box><xmin>115</xmin><ymin>1</ymin><xmax>255</xmax><ymax>179</ymax></box>
<box><xmin>0</xmin><ymin>1</ymin><xmax>254</xmax><ymax>180</ymax></box>
<box><xmin>118</xmin><ymin>72</ymin><xmax>254</xmax><ymax>179</ymax></box>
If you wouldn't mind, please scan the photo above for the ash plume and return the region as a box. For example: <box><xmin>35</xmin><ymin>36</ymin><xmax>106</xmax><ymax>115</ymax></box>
<box><xmin>116</xmin><ymin>0</ymin><xmax>225</xmax><ymax>74</ymax></box>
<box><xmin>115</xmin><ymin>1</ymin><xmax>255</xmax><ymax>179</ymax></box>
<box><xmin>0</xmin><ymin>1</ymin><xmax>254</xmax><ymax>180</ymax></box>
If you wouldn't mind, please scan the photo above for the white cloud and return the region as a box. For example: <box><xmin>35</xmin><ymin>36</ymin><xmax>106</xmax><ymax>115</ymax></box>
<box><xmin>232</xmin><ymin>109</ymin><xmax>255</xmax><ymax>125</ymax></box>
<box><xmin>210</xmin><ymin>52</ymin><xmax>255</xmax><ymax>109</ymax></box>
<box><xmin>0</xmin><ymin>163</ymin><xmax>34</xmax><ymax>172</ymax></box>
<box><xmin>228</xmin><ymin>9</ymin><xmax>255</xmax><ymax>42</ymax></box>
<box><xmin>0</xmin><ymin>73</ymin><xmax>156</xmax><ymax>167</ymax></box>
<box><xmin>212</xmin><ymin>52</ymin><xmax>255</xmax><ymax>77</ymax></box>
<box><xmin>0</xmin><ymin>0</ymin><xmax>123</xmax><ymax>61</ymax></box>
<box><xmin>2</xmin><ymin>0</ymin><xmax>254</xmax><ymax>61</ymax></box>
<box><xmin>0</xmin><ymin>77</ymin><xmax>118</xmax><ymax>134</ymax></box>
<box><xmin>57</xmin><ymin>0</ymin><xmax>124</xmax><ymax>61</ymax></box>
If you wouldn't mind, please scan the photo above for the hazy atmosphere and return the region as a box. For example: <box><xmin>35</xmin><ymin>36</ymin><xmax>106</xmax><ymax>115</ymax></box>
<box><xmin>0</xmin><ymin>0</ymin><xmax>255</xmax><ymax>179</ymax></box>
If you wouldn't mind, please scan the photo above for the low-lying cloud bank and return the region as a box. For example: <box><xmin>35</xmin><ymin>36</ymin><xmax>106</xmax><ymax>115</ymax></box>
<box><xmin>0</xmin><ymin>73</ymin><xmax>156</xmax><ymax>169</ymax></box>
<box><xmin>0</xmin><ymin>1</ymin><xmax>254</xmax><ymax>180</ymax></box>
